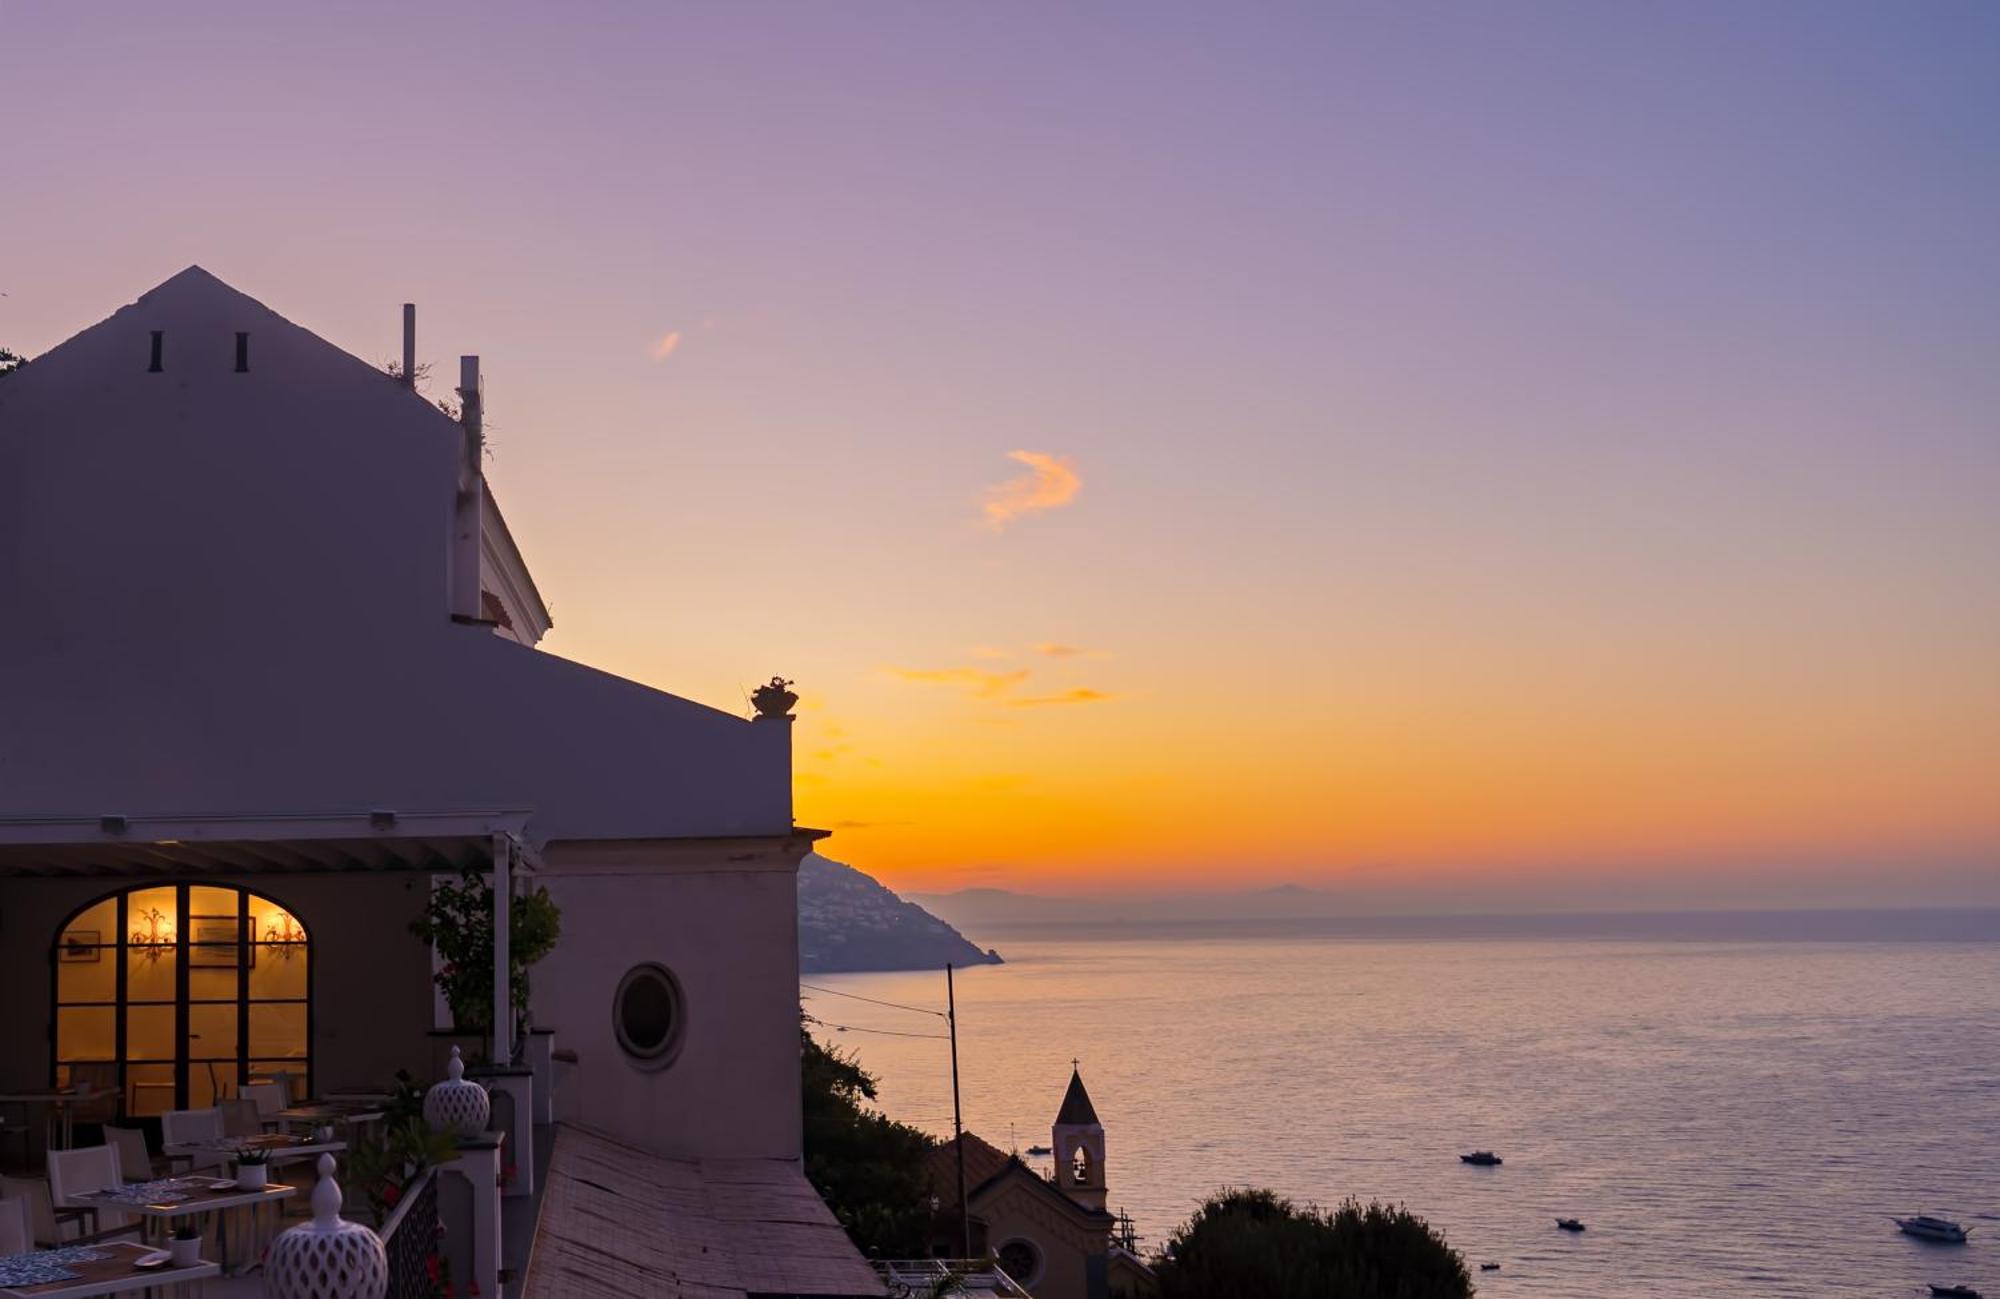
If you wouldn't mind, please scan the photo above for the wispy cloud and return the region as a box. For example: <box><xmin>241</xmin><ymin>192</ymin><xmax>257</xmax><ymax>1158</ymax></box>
<box><xmin>886</xmin><ymin>666</ymin><xmax>1031</xmax><ymax>699</ymax></box>
<box><xmin>1034</xmin><ymin>643</ymin><xmax>1109</xmax><ymax>659</ymax></box>
<box><xmin>1010</xmin><ymin>688</ymin><xmax>1115</xmax><ymax>707</ymax></box>
<box><xmin>982</xmin><ymin>450</ymin><xmax>1081</xmax><ymax>529</ymax></box>
<box><xmin>650</xmin><ymin>331</ymin><xmax>682</xmax><ymax>362</ymax></box>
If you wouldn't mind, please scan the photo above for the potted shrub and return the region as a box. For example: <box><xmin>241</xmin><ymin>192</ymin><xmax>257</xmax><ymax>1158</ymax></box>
<box><xmin>751</xmin><ymin>676</ymin><xmax>798</xmax><ymax>717</ymax></box>
<box><xmin>169</xmin><ymin>1225</ymin><xmax>201</xmax><ymax>1267</ymax></box>
<box><xmin>234</xmin><ymin>1148</ymin><xmax>269</xmax><ymax>1190</ymax></box>
<box><xmin>409</xmin><ymin>868</ymin><xmax>561</xmax><ymax>1043</ymax></box>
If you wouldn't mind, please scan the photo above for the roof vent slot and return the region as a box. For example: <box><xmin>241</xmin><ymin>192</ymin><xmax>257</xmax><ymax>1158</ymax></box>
<box><xmin>148</xmin><ymin>331</ymin><xmax>164</xmax><ymax>373</ymax></box>
<box><xmin>234</xmin><ymin>332</ymin><xmax>250</xmax><ymax>373</ymax></box>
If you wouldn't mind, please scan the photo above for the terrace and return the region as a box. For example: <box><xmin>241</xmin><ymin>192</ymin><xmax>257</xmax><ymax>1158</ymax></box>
<box><xmin>0</xmin><ymin>811</ymin><xmax>881</xmax><ymax>1299</ymax></box>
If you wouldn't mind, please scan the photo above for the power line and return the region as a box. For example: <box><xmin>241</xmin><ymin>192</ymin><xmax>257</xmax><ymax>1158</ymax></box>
<box><xmin>801</xmin><ymin>982</ymin><xmax>947</xmax><ymax>1019</ymax></box>
<box><xmin>814</xmin><ymin>1019</ymin><xmax>952</xmax><ymax>1041</ymax></box>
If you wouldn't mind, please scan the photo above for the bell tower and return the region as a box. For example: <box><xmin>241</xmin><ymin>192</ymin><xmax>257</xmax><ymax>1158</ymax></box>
<box><xmin>1052</xmin><ymin>1060</ymin><xmax>1107</xmax><ymax>1212</ymax></box>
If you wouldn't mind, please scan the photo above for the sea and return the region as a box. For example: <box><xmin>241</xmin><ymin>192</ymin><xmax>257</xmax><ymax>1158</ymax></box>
<box><xmin>802</xmin><ymin>910</ymin><xmax>2000</xmax><ymax>1297</ymax></box>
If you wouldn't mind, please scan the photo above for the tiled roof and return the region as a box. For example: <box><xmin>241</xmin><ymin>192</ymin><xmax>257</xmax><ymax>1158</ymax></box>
<box><xmin>523</xmin><ymin>1124</ymin><xmax>885</xmax><ymax>1299</ymax></box>
<box><xmin>922</xmin><ymin>1132</ymin><xmax>1014</xmax><ymax>1200</ymax></box>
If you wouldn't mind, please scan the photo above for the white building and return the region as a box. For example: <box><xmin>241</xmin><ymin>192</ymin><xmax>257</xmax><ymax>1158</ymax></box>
<box><xmin>0</xmin><ymin>268</ymin><xmax>883</xmax><ymax>1297</ymax></box>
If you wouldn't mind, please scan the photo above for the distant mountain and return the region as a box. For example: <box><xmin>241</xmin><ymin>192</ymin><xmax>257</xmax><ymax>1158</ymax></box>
<box><xmin>799</xmin><ymin>853</ymin><xmax>1004</xmax><ymax>974</ymax></box>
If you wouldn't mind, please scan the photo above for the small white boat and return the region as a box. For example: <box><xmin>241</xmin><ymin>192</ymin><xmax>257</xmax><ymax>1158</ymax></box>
<box><xmin>1896</xmin><ymin>1216</ymin><xmax>1970</xmax><ymax>1244</ymax></box>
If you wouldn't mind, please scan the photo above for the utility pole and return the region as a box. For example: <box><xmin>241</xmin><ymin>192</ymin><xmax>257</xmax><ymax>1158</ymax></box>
<box><xmin>948</xmin><ymin>963</ymin><xmax>970</xmax><ymax>1259</ymax></box>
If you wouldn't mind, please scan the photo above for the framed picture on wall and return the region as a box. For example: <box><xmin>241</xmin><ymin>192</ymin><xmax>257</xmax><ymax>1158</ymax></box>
<box><xmin>60</xmin><ymin>929</ymin><xmax>101</xmax><ymax>962</ymax></box>
<box><xmin>188</xmin><ymin>915</ymin><xmax>255</xmax><ymax>967</ymax></box>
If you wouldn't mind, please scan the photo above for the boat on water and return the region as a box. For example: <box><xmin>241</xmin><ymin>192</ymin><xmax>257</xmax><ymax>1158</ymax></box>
<box><xmin>1025</xmin><ymin>1145</ymin><xmax>1052</xmax><ymax>1157</ymax></box>
<box><xmin>1897</xmin><ymin>1216</ymin><xmax>1971</xmax><ymax>1244</ymax></box>
<box><xmin>1556</xmin><ymin>1218</ymin><xmax>1586</xmax><ymax>1233</ymax></box>
<box><xmin>1479</xmin><ymin>1263</ymin><xmax>1501</xmax><ymax>1272</ymax></box>
<box><xmin>1928</xmin><ymin>1285</ymin><xmax>1981</xmax><ymax>1298</ymax></box>
<box><xmin>1460</xmin><ymin>1151</ymin><xmax>1502</xmax><ymax>1166</ymax></box>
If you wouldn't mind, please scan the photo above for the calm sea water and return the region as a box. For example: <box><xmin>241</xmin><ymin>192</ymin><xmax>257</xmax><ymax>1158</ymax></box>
<box><xmin>804</xmin><ymin>915</ymin><xmax>2000</xmax><ymax>1297</ymax></box>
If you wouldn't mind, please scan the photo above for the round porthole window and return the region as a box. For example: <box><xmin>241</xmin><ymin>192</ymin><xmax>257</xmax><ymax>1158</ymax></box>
<box><xmin>996</xmin><ymin>1238</ymin><xmax>1043</xmax><ymax>1287</ymax></box>
<box><xmin>613</xmin><ymin>963</ymin><xmax>685</xmax><ymax>1068</ymax></box>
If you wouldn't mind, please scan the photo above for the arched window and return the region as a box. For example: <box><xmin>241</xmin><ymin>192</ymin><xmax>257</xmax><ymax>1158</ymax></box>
<box><xmin>1071</xmin><ymin>1145</ymin><xmax>1091</xmax><ymax>1185</ymax></box>
<box><xmin>52</xmin><ymin>883</ymin><xmax>311</xmax><ymax>1116</ymax></box>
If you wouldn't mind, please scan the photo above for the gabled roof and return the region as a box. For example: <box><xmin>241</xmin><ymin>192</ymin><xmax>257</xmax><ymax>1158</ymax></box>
<box><xmin>923</xmin><ymin>1132</ymin><xmax>1013</xmax><ymax>1200</ymax></box>
<box><xmin>1055</xmin><ymin>1066</ymin><xmax>1100</xmax><ymax>1127</ymax></box>
<box><xmin>0</xmin><ymin>267</ymin><xmax>793</xmax><ymax>845</ymax></box>
<box><xmin>923</xmin><ymin>1133</ymin><xmax>1115</xmax><ymax>1227</ymax></box>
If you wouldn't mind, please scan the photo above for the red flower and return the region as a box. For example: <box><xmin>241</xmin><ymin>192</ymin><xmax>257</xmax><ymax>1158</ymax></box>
<box><xmin>382</xmin><ymin>1181</ymin><xmax>403</xmax><ymax>1206</ymax></box>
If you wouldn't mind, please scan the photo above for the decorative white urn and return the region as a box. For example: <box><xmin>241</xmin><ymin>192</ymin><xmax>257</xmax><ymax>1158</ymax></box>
<box><xmin>266</xmin><ymin>1154</ymin><xmax>388</xmax><ymax>1299</ymax></box>
<box><xmin>423</xmin><ymin>1045</ymin><xmax>490</xmax><ymax>1137</ymax></box>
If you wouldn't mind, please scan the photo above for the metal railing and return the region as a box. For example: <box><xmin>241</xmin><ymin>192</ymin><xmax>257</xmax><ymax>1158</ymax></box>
<box><xmin>378</xmin><ymin>1166</ymin><xmax>441</xmax><ymax>1299</ymax></box>
<box><xmin>873</xmin><ymin>1259</ymin><xmax>1032</xmax><ymax>1298</ymax></box>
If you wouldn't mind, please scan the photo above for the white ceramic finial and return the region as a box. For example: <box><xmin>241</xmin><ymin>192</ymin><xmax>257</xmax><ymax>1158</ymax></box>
<box><xmin>267</xmin><ymin>1153</ymin><xmax>388</xmax><ymax>1299</ymax></box>
<box><xmin>310</xmin><ymin>1153</ymin><xmax>341</xmax><ymax>1227</ymax></box>
<box><xmin>423</xmin><ymin>1044</ymin><xmax>491</xmax><ymax>1137</ymax></box>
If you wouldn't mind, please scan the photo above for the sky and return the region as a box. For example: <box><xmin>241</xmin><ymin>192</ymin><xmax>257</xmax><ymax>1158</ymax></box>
<box><xmin>4</xmin><ymin>2</ymin><xmax>1997</xmax><ymax>904</ymax></box>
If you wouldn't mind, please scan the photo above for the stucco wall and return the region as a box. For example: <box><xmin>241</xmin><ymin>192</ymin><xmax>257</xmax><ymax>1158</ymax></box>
<box><xmin>0</xmin><ymin>871</ymin><xmax>433</xmax><ymax>1096</ymax></box>
<box><xmin>978</xmin><ymin>1173</ymin><xmax>1108</xmax><ymax>1299</ymax></box>
<box><xmin>0</xmin><ymin>268</ymin><xmax>790</xmax><ymax>843</ymax></box>
<box><xmin>532</xmin><ymin>850</ymin><xmax>804</xmax><ymax>1159</ymax></box>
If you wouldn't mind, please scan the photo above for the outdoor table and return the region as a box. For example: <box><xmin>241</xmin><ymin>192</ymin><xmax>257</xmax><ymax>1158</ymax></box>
<box><xmin>0</xmin><ymin>1240</ymin><xmax>219</xmax><ymax>1297</ymax></box>
<box><xmin>271</xmin><ymin>1102</ymin><xmax>385</xmax><ymax>1137</ymax></box>
<box><xmin>62</xmin><ymin>1176</ymin><xmax>293</xmax><ymax>1276</ymax></box>
<box><xmin>0</xmin><ymin>1089</ymin><xmax>112</xmax><ymax>1153</ymax></box>
<box><xmin>163</xmin><ymin>1133</ymin><xmax>345</xmax><ymax>1164</ymax></box>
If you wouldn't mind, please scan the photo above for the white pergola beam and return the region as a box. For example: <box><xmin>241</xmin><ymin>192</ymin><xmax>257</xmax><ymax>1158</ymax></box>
<box><xmin>492</xmin><ymin>833</ymin><xmax>512</xmax><ymax>1066</ymax></box>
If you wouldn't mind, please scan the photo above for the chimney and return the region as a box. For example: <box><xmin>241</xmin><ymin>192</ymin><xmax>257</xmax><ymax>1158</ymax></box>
<box><xmin>401</xmin><ymin>304</ymin><xmax>417</xmax><ymax>386</ymax></box>
<box><xmin>448</xmin><ymin>356</ymin><xmax>487</xmax><ymax>621</ymax></box>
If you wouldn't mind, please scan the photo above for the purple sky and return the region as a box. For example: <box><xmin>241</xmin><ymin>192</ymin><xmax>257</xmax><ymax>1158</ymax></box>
<box><xmin>4</xmin><ymin>3</ymin><xmax>1997</xmax><ymax>899</ymax></box>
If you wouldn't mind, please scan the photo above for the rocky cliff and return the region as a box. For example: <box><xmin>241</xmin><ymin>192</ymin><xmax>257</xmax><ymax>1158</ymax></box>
<box><xmin>799</xmin><ymin>853</ymin><xmax>1004</xmax><ymax>974</ymax></box>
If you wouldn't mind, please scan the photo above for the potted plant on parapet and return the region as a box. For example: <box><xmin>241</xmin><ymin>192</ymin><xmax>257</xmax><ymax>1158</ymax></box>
<box><xmin>169</xmin><ymin>1225</ymin><xmax>201</xmax><ymax>1268</ymax></box>
<box><xmin>751</xmin><ymin>676</ymin><xmax>798</xmax><ymax>717</ymax></box>
<box><xmin>409</xmin><ymin>867</ymin><xmax>562</xmax><ymax>1051</ymax></box>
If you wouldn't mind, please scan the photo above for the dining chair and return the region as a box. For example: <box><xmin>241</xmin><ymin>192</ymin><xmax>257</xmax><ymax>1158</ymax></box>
<box><xmin>218</xmin><ymin>1099</ymin><xmax>263</xmax><ymax>1139</ymax></box>
<box><xmin>46</xmin><ymin>1144</ymin><xmax>137</xmax><ymax>1240</ymax></box>
<box><xmin>102</xmin><ymin>1125</ymin><xmax>158</xmax><ymax>1181</ymax></box>
<box><xmin>0</xmin><ymin>1175</ymin><xmax>60</xmax><ymax>1249</ymax></box>
<box><xmin>160</xmin><ymin>1107</ymin><xmax>227</xmax><ymax>1174</ymax></box>
<box><xmin>238</xmin><ymin>1079</ymin><xmax>288</xmax><ymax>1117</ymax></box>
<box><xmin>0</xmin><ymin>1195</ymin><xmax>29</xmax><ymax>1254</ymax></box>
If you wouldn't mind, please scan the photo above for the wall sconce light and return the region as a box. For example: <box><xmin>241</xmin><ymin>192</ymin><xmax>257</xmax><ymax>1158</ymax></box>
<box><xmin>263</xmin><ymin>914</ymin><xmax>306</xmax><ymax>960</ymax></box>
<box><xmin>129</xmin><ymin>907</ymin><xmax>175</xmax><ymax>961</ymax></box>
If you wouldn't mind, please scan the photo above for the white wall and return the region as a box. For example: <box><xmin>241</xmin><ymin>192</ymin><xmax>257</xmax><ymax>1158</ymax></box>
<box><xmin>0</xmin><ymin>268</ymin><xmax>789</xmax><ymax>843</ymax></box>
<box><xmin>533</xmin><ymin>846</ymin><xmax>805</xmax><ymax>1160</ymax></box>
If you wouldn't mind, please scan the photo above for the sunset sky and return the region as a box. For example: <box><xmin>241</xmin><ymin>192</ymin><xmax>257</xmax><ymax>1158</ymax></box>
<box><xmin>5</xmin><ymin>3</ymin><xmax>1996</xmax><ymax>902</ymax></box>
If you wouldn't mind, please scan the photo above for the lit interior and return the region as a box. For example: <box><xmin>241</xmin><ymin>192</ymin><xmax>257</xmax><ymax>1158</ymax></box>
<box><xmin>54</xmin><ymin>883</ymin><xmax>310</xmax><ymax>1114</ymax></box>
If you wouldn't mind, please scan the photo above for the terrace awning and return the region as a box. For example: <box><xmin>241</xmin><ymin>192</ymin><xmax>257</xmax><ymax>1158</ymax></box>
<box><xmin>0</xmin><ymin>810</ymin><xmax>541</xmax><ymax>877</ymax></box>
<box><xmin>1</xmin><ymin>808</ymin><xmax>541</xmax><ymax>1065</ymax></box>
